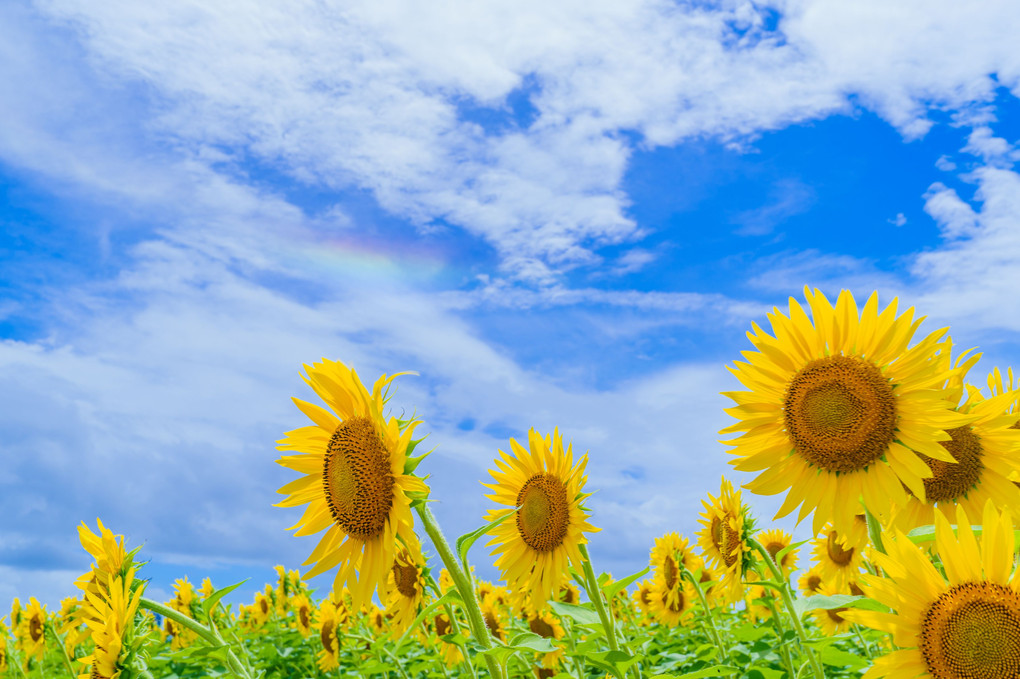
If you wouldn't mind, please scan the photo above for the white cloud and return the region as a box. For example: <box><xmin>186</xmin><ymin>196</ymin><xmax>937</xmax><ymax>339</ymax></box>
<box><xmin>923</xmin><ymin>182</ymin><xmax>979</xmax><ymax>240</ymax></box>
<box><xmin>935</xmin><ymin>154</ymin><xmax>957</xmax><ymax>171</ymax></box>
<box><xmin>731</xmin><ymin>178</ymin><xmax>815</xmax><ymax>235</ymax></box>
<box><xmin>888</xmin><ymin>212</ymin><xmax>907</xmax><ymax>227</ymax></box>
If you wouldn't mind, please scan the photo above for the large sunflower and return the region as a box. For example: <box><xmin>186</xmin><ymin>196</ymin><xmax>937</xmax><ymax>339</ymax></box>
<box><xmin>846</xmin><ymin>501</ymin><xmax>1020</xmax><ymax>678</ymax></box>
<box><xmin>483</xmin><ymin>428</ymin><xmax>598</xmax><ymax>609</ymax></box>
<box><xmin>891</xmin><ymin>377</ymin><xmax>1020</xmax><ymax>531</ymax></box>
<box><xmin>275</xmin><ymin>359</ymin><xmax>428</xmax><ymax>609</ymax></box>
<box><xmin>723</xmin><ymin>288</ymin><xmax>971</xmax><ymax>537</ymax></box>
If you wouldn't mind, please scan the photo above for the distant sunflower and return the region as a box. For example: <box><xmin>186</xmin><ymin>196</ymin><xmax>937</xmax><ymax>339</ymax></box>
<box><xmin>649</xmin><ymin>533</ymin><xmax>704</xmax><ymax>603</ymax></box>
<box><xmin>275</xmin><ymin>359</ymin><xmax>428</xmax><ymax>610</ymax></box>
<box><xmin>798</xmin><ymin>565</ymin><xmax>824</xmax><ymax>597</ymax></box>
<box><xmin>811</xmin><ymin>519</ymin><xmax>867</xmax><ymax>591</ymax></box>
<box><xmin>16</xmin><ymin>598</ymin><xmax>46</xmax><ymax>667</ymax></box>
<box><xmin>723</xmin><ymin>289</ymin><xmax>970</xmax><ymax>537</ymax></box>
<box><xmin>528</xmin><ymin>608</ymin><xmax>566</xmax><ymax>668</ymax></box>
<box><xmin>480</xmin><ymin>593</ymin><xmax>508</xmax><ymax>643</ymax></box>
<box><xmin>891</xmin><ymin>378</ymin><xmax>1020</xmax><ymax>531</ymax></box>
<box><xmin>483</xmin><ymin>428</ymin><xmax>598</xmax><ymax>609</ymax></box>
<box><xmin>633</xmin><ymin>581</ymin><xmax>654</xmax><ymax>618</ymax></box>
<box><xmin>647</xmin><ymin>573</ymin><xmax>695</xmax><ymax>626</ymax></box>
<box><xmin>810</xmin><ymin>581</ymin><xmax>854</xmax><ymax>637</ymax></box>
<box><xmin>251</xmin><ymin>591</ymin><xmax>272</xmax><ymax>629</ymax></box>
<box><xmin>314</xmin><ymin>599</ymin><xmax>342</xmax><ymax>673</ymax></box>
<box><xmin>385</xmin><ymin>544</ymin><xmax>427</xmax><ymax>635</ymax></box>
<box><xmin>846</xmin><ymin>501</ymin><xmax>1020</xmax><ymax>678</ymax></box>
<box><xmin>0</xmin><ymin>618</ymin><xmax>8</xmax><ymax>673</ymax></box>
<box><xmin>291</xmin><ymin>593</ymin><xmax>313</xmax><ymax>638</ymax></box>
<box><xmin>757</xmin><ymin>528</ymin><xmax>799</xmax><ymax>578</ymax></box>
<box><xmin>697</xmin><ymin>477</ymin><xmax>754</xmax><ymax>603</ymax></box>
<box><xmin>431</xmin><ymin>613</ymin><xmax>464</xmax><ymax>668</ymax></box>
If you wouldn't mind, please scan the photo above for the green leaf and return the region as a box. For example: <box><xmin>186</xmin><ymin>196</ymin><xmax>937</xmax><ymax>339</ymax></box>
<box><xmin>455</xmin><ymin>511</ymin><xmax>512</xmax><ymax>564</ymax></box>
<box><xmin>674</xmin><ymin>667</ymin><xmax>741</xmax><ymax>679</ymax></box>
<box><xmin>792</xmin><ymin>593</ymin><xmax>888</xmax><ymax>617</ymax></box>
<box><xmin>583</xmin><ymin>650</ymin><xmax>642</xmax><ymax>679</ymax></box>
<box><xmin>817</xmin><ymin>645</ymin><xmax>870</xmax><ymax>669</ymax></box>
<box><xmin>603</xmin><ymin>566</ymin><xmax>649</xmax><ymax>598</ymax></box>
<box><xmin>202</xmin><ymin>578</ymin><xmax>250</xmax><ymax>618</ymax></box>
<box><xmin>773</xmin><ymin>539</ymin><xmax>808</xmax><ymax>564</ymax></box>
<box><xmin>507</xmin><ymin>631</ymin><xmax>556</xmax><ymax>653</ymax></box>
<box><xmin>392</xmin><ymin>589</ymin><xmax>463</xmax><ymax>652</ymax></box>
<box><xmin>549</xmin><ymin>601</ymin><xmax>601</xmax><ymax>626</ymax></box>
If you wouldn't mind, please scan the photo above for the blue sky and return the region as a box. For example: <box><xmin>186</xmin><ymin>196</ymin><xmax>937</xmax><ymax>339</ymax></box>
<box><xmin>2</xmin><ymin>0</ymin><xmax>1020</xmax><ymax>610</ymax></box>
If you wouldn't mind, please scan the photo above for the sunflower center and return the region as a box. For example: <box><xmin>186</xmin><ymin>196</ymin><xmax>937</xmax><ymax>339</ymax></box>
<box><xmin>29</xmin><ymin>615</ymin><xmax>43</xmax><ymax>642</ymax></box>
<box><xmin>783</xmin><ymin>356</ymin><xmax>897</xmax><ymax>473</ymax></box>
<box><xmin>483</xmin><ymin>610</ymin><xmax>503</xmax><ymax>640</ymax></box>
<box><xmin>921</xmin><ymin>582</ymin><xmax>1020</xmax><ymax>679</ymax></box>
<box><xmin>827</xmin><ymin>607</ymin><xmax>847</xmax><ymax>624</ymax></box>
<box><xmin>639</xmin><ymin>586</ymin><xmax>652</xmax><ymax>606</ymax></box>
<box><xmin>435</xmin><ymin>614</ymin><xmax>451</xmax><ymax>637</ymax></box>
<box><xmin>826</xmin><ymin>532</ymin><xmax>855</xmax><ymax>567</ymax></box>
<box><xmin>805</xmin><ymin>574</ymin><xmax>822</xmax><ymax>593</ymax></box>
<box><xmin>322</xmin><ymin>416</ymin><xmax>395</xmax><ymax>540</ymax></box>
<box><xmin>298</xmin><ymin>605</ymin><xmax>310</xmax><ymax>629</ymax></box>
<box><xmin>664</xmin><ymin>589</ymin><xmax>686</xmax><ymax>614</ymax></box>
<box><xmin>663</xmin><ymin>555</ymin><xmax>679</xmax><ymax>589</ymax></box>
<box><xmin>515</xmin><ymin>473</ymin><xmax>570</xmax><ymax>552</ymax></box>
<box><xmin>320</xmin><ymin>619</ymin><xmax>335</xmax><ymax>653</ymax></box>
<box><xmin>710</xmin><ymin>516</ymin><xmax>741</xmax><ymax>567</ymax></box>
<box><xmin>392</xmin><ymin>562</ymin><xmax>419</xmax><ymax>598</ymax></box>
<box><xmin>259</xmin><ymin>598</ymin><xmax>269</xmax><ymax>614</ymax></box>
<box><xmin>529</xmin><ymin>616</ymin><xmax>556</xmax><ymax>638</ymax></box>
<box><xmin>919</xmin><ymin>426</ymin><xmax>985</xmax><ymax>503</ymax></box>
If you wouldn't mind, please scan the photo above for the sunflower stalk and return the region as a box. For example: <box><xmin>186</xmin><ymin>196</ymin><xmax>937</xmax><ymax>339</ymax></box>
<box><xmin>138</xmin><ymin>598</ymin><xmax>253</xmax><ymax>679</ymax></box>
<box><xmin>746</xmin><ymin>537</ymin><xmax>825</xmax><ymax>679</ymax></box>
<box><xmin>415</xmin><ymin>503</ymin><xmax>506</xmax><ymax>679</ymax></box>
<box><xmin>759</xmin><ymin>591</ymin><xmax>798</xmax><ymax>679</ymax></box>
<box><xmin>577</xmin><ymin>543</ymin><xmax>641</xmax><ymax>679</ymax></box>
<box><xmin>680</xmin><ymin>565</ymin><xmax>729</xmax><ymax>669</ymax></box>
<box><xmin>43</xmin><ymin>620</ymin><xmax>76</xmax><ymax>679</ymax></box>
<box><xmin>424</xmin><ymin>572</ymin><xmax>479</xmax><ymax>679</ymax></box>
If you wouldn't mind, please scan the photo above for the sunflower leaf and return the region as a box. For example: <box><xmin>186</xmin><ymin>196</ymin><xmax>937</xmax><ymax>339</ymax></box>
<box><xmin>583</xmin><ymin>650</ymin><xmax>643</xmax><ymax>679</ymax></box>
<box><xmin>455</xmin><ymin>511</ymin><xmax>512</xmax><ymax>564</ymax></box>
<box><xmin>773</xmin><ymin>539</ymin><xmax>808</xmax><ymax>564</ymax></box>
<box><xmin>792</xmin><ymin>593</ymin><xmax>888</xmax><ymax>617</ymax></box>
<box><xmin>673</xmin><ymin>666</ymin><xmax>742</xmax><ymax>679</ymax></box>
<box><xmin>506</xmin><ymin>631</ymin><xmax>556</xmax><ymax>653</ymax></box>
<box><xmin>549</xmin><ymin>601</ymin><xmax>601</xmax><ymax>626</ymax></box>
<box><xmin>202</xmin><ymin>579</ymin><xmax>250</xmax><ymax>618</ymax></box>
<box><xmin>602</xmin><ymin>566</ymin><xmax>649</xmax><ymax>598</ymax></box>
<box><xmin>392</xmin><ymin>589</ymin><xmax>463</xmax><ymax>653</ymax></box>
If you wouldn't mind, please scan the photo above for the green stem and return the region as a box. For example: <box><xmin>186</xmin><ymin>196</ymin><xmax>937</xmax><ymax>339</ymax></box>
<box><xmin>139</xmin><ymin>598</ymin><xmax>252</xmax><ymax>679</ymax></box>
<box><xmin>416</xmin><ymin>503</ymin><xmax>506</xmax><ymax>679</ymax></box>
<box><xmin>761</xmin><ymin>594</ymin><xmax>797</xmax><ymax>679</ymax></box>
<box><xmin>578</xmin><ymin>543</ymin><xmax>641</xmax><ymax>679</ymax></box>
<box><xmin>43</xmin><ymin>621</ymin><xmax>76</xmax><ymax>679</ymax></box>
<box><xmin>747</xmin><ymin>538</ymin><xmax>824</xmax><ymax>679</ymax></box>
<box><xmin>425</xmin><ymin>572</ymin><xmax>478</xmax><ymax>679</ymax></box>
<box><xmin>852</xmin><ymin>624</ymin><xmax>875</xmax><ymax>660</ymax></box>
<box><xmin>680</xmin><ymin>566</ymin><xmax>729</xmax><ymax>667</ymax></box>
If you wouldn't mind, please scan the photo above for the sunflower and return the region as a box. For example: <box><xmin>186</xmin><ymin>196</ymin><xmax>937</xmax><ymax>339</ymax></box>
<box><xmin>480</xmin><ymin>592</ymin><xmax>508</xmax><ymax>643</ymax></box>
<box><xmin>0</xmin><ymin>618</ymin><xmax>8</xmax><ymax>673</ymax></box>
<box><xmin>527</xmin><ymin>608</ymin><xmax>566</xmax><ymax>668</ymax></box>
<box><xmin>758</xmin><ymin>528</ymin><xmax>799</xmax><ymax>578</ymax></box>
<box><xmin>431</xmin><ymin>613</ymin><xmax>464</xmax><ymax>668</ymax></box>
<box><xmin>846</xmin><ymin>500</ymin><xmax>1020</xmax><ymax>678</ymax></box>
<box><xmin>798</xmin><ymin>565</ymin><xmax>825</xmax><ymax>597</ymax></box>
<box><xmin>633</xmin><ymin>580</ymin><xmax>654</xmax><ymax>618</ymax></box>
<box><xmin>16</xmin><ymin>598</ymin><xmax>46</xmax><ymax>668</ymax></box>
<box><xmin>647</xmin><ymin>572</ymin><xmax>696</xmax><ymax>626</ymax></box>
<box><xmin>275</xmin><ymin>359</ymin><xmax>429</xmax><ymax>609</ymax></box>
<box><xmin>483</xmin><ymin>428</ymin><xmax>598</xmax><ymax>609</ymax></box>
<box><xmin>76</xmin><ymin>520</ymin><xmax>131</xmax><ymax>603</ymax></box>
<box><xmin>890</xmin><ymin>378</ymin><xmax>1020</xmax><ymax>531</ymax></box>
<box><xmin>57</xmin><ymin>597</ymin><xmax>88</xmax><ymax>656</ymax></box>
<box><xmin>385</xmin><ymin>544</ymin><xmax>427</xmax><ymax>635</ymax></box>
<box><xmin>77</xmin><ymin>571</ymin><xmax>143</xmax><ymax>679</ymax></box>
<box><xmin>165</xmin><ymin>578</ymin><xmax>200</xmax><ymax>649</ymax></box>
<box><xmin>314</xmin><ymin>598</ymin><xmax>342</xmax><ymax>672</ymax></box>
<box><xmin>697</xmin><ymin>477</ymin><xmax>753</xmax><ymax>603</ymax></box>
<box><xmin>809</xmin><ymin>580</ymin><xmax>855</xmax><ymax>637</ymax></box>
<box><xmin>251</xmin><ymin>591</ymin><xmax>272</xmax><ymax>629</ymax></box>
<box><xmin>988</xmin><ymin>366</ymin><xmax>1020</xmax><ymax>427</ymax></box>
<box><xmin>723</xmin><ymin>289</ymin><xmax>972</xmax><ymax>537</ymax></box>
<box><xmin>649</xmin><ymin>533</ymin><xmax>705</xmax><ymax>602</ymax></box>
<box><xmin>290</xmin><ymin>593</ymin><xmax>313</xmax><ymax>637</ymax></box>
<box><xmin>811</xmin><ymin>519</ymin><xmax>867</xmax><ymax>591</ymax></box>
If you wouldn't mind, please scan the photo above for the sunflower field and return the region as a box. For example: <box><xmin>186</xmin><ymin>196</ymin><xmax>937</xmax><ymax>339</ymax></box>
<box><xmin>5</xmin><ymin>287</ymin><xmax>1020</xmax><ymax>679</ymax></box>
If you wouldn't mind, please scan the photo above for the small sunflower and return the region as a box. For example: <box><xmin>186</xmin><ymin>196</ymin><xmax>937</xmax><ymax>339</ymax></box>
<box><xmin>809</xmin><ymin>580</ymin><xmax>855</xmax><ymax>637</ymax></box>
<box><xmin>798</xmin><ymin>565</ymin><xmax>824</xmax><ymax>597</ymax></box>
<box><xmin>891</xmin><ymin>378</ymin><xmax>1020</xmax><ymax>531</ymax></box>
<box><xmin>633</xmin><ymin>580</ymin><xmax>654</xmax><ymax>618</ymax></box>
<box><xmin>77</xmin><ymin>571</ymin><xmax>143</xmax><ymax>679</ymax></box>
<box><xmin>697</xmin><ymin>477</ymin><xmax>754</xmax><ymax>603</ymax></box>
<box><xmin>385</xmin><ymin>544</ymin><xmax>428</xmax><ymax>635</ymax></box>
<box><xmin>0</xmin><ymin>618</ymin><xmax>8</xmax><ymax>673</ymax></box>
<box><xmin>314</xmin><ymin>598</ymin><xmax>342</xmax><ymax>672</ymax></box>
<box><xmin>16</xmin><ymin>598</ymin><xmax>46</xmax><ymax>668</ymax></box>
<box><xmin>723</xmin><ymin>289</ymin><xmax>971</xmax><ymax>537</ymax></box>
<box><xmin>431</xmin><ymin>613</ymin><xmax>464</xmax><ymax>668</ymax></box>
<box><xmin>647</xmin><ymin>573</ymin><xmax>696</xmax><ymax>626</ymax></box>
<box><xmin>275</xmin><ymin>359</ymin><xmax>429</xmax><ymax>609</ymax></box>
<box><xmin>758</xmin><ymin>528</ymin><xmax>799</xmax><ymax>578</ymax></box>
<box><xmin>846</xmin><ymin>500</ymin><xmax>1020</xmax><ymax>678</ymax></box>
<box><xmin>811</xmin><ymin>519</ymin><xmax>867</xmax><ymax>591</ymax></box>
<box><xmin>649</xmin><ymin>533</ymin><xmax>704</xmax><ymax>602</ymax></box>
<box><xmin>291</xmin><ymin>593</ymin><xmax>313</xmax><ymax>637</ymax></box>
<box><xmin>480</xmin><ymin>592</ymin><xmax>508</xmax><ymax>643</ymax></box>
<box><xmin>166</xmin><ymin>578</ymin><xmax>200</xmax><ymax>649</ymax></box>
<box><xmin>483</xmin><ymin>428</ymin><xmax>598</xmax><ymax>609</ymax></box>
<box><xmin>527</xmin><ymin>608</ymin><xmax>566</xmax><ymax>668</ymax></box>
<box><xmin>251</xmin><ymin>591</ymin><xmax>272</xmax><ymax>629</ymax></box>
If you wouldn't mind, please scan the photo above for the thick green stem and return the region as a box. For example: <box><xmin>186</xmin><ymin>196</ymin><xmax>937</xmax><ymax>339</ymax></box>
<box><xmin>578</xmin><ymin>543</ymin><xmax>641</xmax><ymax>679</ymax></box>
<box><xmin>139</xmin><ymin>598</ymin><xmax>252</xmax><ymax>679</ymax></box>
<box><xmin>425</xmin><ymin>571</ymin><xmax>478</xmax><ymax>679</ymax></box>
<box><xmin>747</xmin><ymin>538</ymin><xmax>824</xmax><ymax>679</ymax></box>
<box><xmin>416</xmin><ymin>503</ymin><xmax>505</xmax><ymax>679</ymax></box>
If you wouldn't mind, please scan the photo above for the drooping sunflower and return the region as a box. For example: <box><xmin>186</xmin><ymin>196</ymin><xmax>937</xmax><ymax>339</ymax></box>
<box><xmin>77</xmin><ymin>571</ymin><xmax>143</xmax><ymax>679</ymax></box>
<box><xmin>696</xmin><ymin>477</ymin><xmax>754</xmax><ymax>603</ymax></box>
<box><xmin>275</xmin><ymin>359</ymin><xmax>429</xmax><ymax>609</ymax></box>
<box><xmin>76</xmin><ymin>520</ymin><xmax>131</xmax><ymax>603</ymax></box>
<box><xmin>846</xmin><ymin>500</ymin><xmax>1020</xmax><ymax>678</ymax></box>
<box><xmin>483</xmin><ymin>428</ymin><xmax>598</xmax><ymax>610</ymax></box>
<box><xmin>758</xmin><ymin>528</ymin><xmax>799</xmax><ymax>578</ymax></box>
<box><xmin>811</xmin><ymin>519</ymin><xmax>867</xmax><ymax>591</ymax></box>
<box><xmin>723</xmin><ymin>288</ymin><xmax>972</xmax><ymax>537</ymax></box>
<box><xmin>890</xmin><ymin>377</ymin><xmax>1020</xmax><ymax>531</ymax></box>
